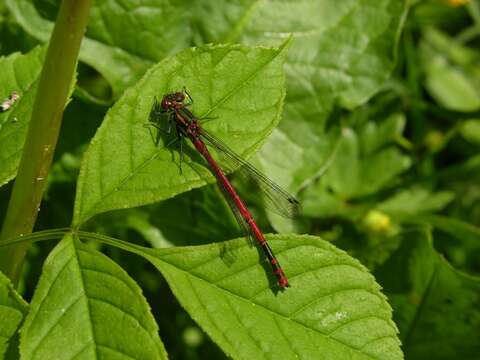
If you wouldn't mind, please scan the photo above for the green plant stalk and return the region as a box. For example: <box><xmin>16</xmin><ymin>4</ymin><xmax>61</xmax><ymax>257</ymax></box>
<box><xmin>0</xmin><ymin>0</ymin><xmax>91</xmax><ymax>286</ymax></box>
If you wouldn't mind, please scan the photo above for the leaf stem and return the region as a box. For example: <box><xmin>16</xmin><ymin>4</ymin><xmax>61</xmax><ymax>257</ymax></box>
<box><xmin>0</xmin><ymin>0</ymin><xmax>91</xmax><ymax>286</ymax></box>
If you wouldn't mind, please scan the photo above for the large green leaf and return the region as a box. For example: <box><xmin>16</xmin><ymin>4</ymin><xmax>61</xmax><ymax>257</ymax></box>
<box><xmin>193</xmin><ymin>0</ymin><xmax>408</xmax><ymax>189</ymax></box>
<box><xmin>19</xmin><ymin>234</ymin><xmax>167</xmax><ymax>359</ymax></box>
<box><xmin>300</xmin><ymin>116</ymin><xmax>411</xmax><ymax>219</ymax></box>
<box><xmin>420</xmin><ymin>27</ymin><xmax>480</xmax><ymax>112</ymax></box>
<box><xmin>460</xmin><ymin>119</ymin><xmax>480</xmax><ymax>144</ymax></box>
<box><xmin>359</xmin><ymin>113</ymin><xmax>406</xmax><ymax>155</ymax></box>
<box><xmin>375</xmin><ymin>229</ymin><xmax>480</xmax><ymax>359</ymax></box>
<box><xmin>6</xmin><ymin>0</ymin><xmax>190</xmax><ymax>100</ymax></box>
<box><xmin>378</xmin><ymin>188</ymin><xmax>455</xmax><ymax>220</ymax></box>
<box><xmin>0</xmin><ymin>46</ymin><xmax>45</xmax><ymax>187</ymax></box>
<box><xmin>326</xmin><ymin>127</ymin><xmax>410</xmax><ymax>198</ymax></box>
<box><xmin>5</xmin><ymin>1</ymin><xmax>407</xmax><ymax>194</ymax></box>
<box><xmin>89</xmin><ymin>232</ymin><xmax>402</xmax><ymax>359</ymax></box>
<box><xmin>255</xmin><ymin>128</ymin><xmax>312</xmax><ymax>234</ymax></box>
<box><xmin>0</xmin><ymin>271</ymin><xmax>28</xmax><ymax>358</ymax></box>
<box><xmin>193</xmin><ymin>0</ymin><xmax>405</xmax><ymax>109</ymax></box>
<box><xmin>73</xmin><ymin>42</ymin><xmax>288</xmax><ymax>226</ymax></box>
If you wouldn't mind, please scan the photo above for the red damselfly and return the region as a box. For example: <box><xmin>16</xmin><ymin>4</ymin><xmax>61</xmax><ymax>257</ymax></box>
<box><xmin>147</xmin><ymin>90</ymin><xmax>299</xmax><ymax>289</ymax></box>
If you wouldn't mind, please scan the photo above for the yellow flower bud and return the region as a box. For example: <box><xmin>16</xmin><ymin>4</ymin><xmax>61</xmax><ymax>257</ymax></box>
<box><xmin>363</xmin><ymin>210</ymin><xmax>391</xmax><ymax>234</ymax></box>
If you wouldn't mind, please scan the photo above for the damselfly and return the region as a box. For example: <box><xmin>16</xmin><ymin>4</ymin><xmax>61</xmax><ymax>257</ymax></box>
<box><xmin>148</xmin><ymin>90</ymin><xmax>299</xmax><ymax>289</ymax></box>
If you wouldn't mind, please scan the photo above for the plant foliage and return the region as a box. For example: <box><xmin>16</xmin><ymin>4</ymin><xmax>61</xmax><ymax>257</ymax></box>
<box><xmin>0</xmin><ymin>0</ymin><xmax>479</xmax><ymax>359</ymax></box>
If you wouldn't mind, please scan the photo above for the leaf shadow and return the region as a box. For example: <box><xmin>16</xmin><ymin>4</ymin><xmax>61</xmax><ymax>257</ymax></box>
<box><xmin>218</xmin><ymin>239</ymin><xmax>281</xmax><ymax>295</ymax></box>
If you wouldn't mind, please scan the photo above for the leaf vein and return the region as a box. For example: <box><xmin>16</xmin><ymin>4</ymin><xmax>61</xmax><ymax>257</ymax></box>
<box><xmin>184</xmin><ymin>275</ymin><xmax>237</xmax><ymax>351</ymax></box>
<box><xmin>30</xmin><ymin>294</ymin><xmax>83</xmax><ymax>356</ymax></box>
<box><xmin>26</xmin><ymin>253</ymin><xmax>75</xmax><ymax>328</ymax></box>
<box><xmin>328</xmin><ymin>314</ymin><xmax>396</xmax><ymax>337</ymax></box>
<box><xmin>289</xmin><ymin>288</ymin><xmax>381</xmax><ymax>318</ymax></box>
<box><xmin>87</xmin><ymin>295</ymin><xmax>159</xmax><ymax>348</ymax></box>
<box><xmin>97</xmin><ymin>344</ymin><xmax>137</xmax><ymax>359</ymax></box>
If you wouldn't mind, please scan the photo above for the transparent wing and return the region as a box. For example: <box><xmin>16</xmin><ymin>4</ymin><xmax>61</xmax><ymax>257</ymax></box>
<box><xmin>216</xmin><ymin>179</ymin><xmax>254</xmax><ymax>247</ymax></box>
<box><xmin>200</xmin><ymin>129</ymin><xmax>300</xmax><ymax>219</ymax></box>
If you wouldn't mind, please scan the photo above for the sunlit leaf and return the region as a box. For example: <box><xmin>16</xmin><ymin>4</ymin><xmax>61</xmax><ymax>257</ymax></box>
<box><xmin>90</xmin><ymin>232</ymin><xmax>403</xmax><ymax>360</ymax></box>
<box><xmin>420</xmin><ymin>27</ymin><xmax>480</xmax><ymax>112</ymax></box>
<box><xmin>0</xmin><ymin>271</ymin><xmax>28</xmax><ymax>358</ymax></box>
<box><xmin>19</xmin><ymin>234</ymin><xmax>167</xmax><ymax>360</ymax></box>
<box><xmin>303</xmin><ymin>121</ymin><xmax>410</xmax><ymax>214</ymax></box>
<box><xmin>193</xmin><ymin>0</ymin><xmax>408</xmax><ymax>189</ymax></box>
<box><xmin>460</xmin><ymin>119</ymin><xmax>480</xmax><ymax>144</ymax></box>
<box><xmin>378</xmin><ymin>188</ymin><xmax>455</xmax><ymax>219</ymax></box>
<box><xmin>73</xmin><ymin>41</ymin><xmax>289</xmax><ymax>226</ymax></box>
<box><xmin>360</xmin><ymin>113</ymin><xmax>406</xmax><ymax>155</ymax></box>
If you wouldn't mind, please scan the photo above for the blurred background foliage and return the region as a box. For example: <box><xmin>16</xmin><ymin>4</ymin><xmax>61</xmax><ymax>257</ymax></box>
<box><xmin>1</xmin><ymin>0</ymin><xmax>480</xmax><ymax>358</ymax></box>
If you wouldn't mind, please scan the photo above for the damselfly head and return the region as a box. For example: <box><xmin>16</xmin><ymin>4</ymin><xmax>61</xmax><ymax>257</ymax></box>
<box><xmin>161</xmin><ymin>92</ymin><xmax>185</xmax><ymax>112</ymax></box>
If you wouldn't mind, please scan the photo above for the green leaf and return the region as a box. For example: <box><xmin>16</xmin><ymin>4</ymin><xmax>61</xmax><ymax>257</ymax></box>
<box><xmin>6</xmin><ymin>0</ymin><xmax>190</xmax><ymax>100</ymax></box>
<box><xmin>460</xmin><ymin>119</ymin><xmax>480</xmax><ymax>144</ymax></box>
<box><xmin>19</xmin><ymin>234</ymin><xmax>167</xmax><ymax>359</ymax></box>
<box><xmin>283</xmin><ymin>0</ymin><xmax>407</xmax><ymax>188</ymax></box>
<box><xmin>73</xmin><ymin>42</ymin><xmax>288</xmax><ymax>226</ymax></box>
<box><xmin>255</xmin><ymin>128</ymin><xmax>305</xmax><ymax>233</ymax></box>
<box><xmin>193</xmin><ymin>0</ymin><xmax>405</xmax><ymax>109</ymax></box>
<box><xmin>301</xmin><ymin>176</ymin><xmax>349</xmax><ymax>218</ymax></box>
<box><xmin>91</xmin><ymin>232</ymin><xmax>402</xmax><ymax>359</ymax></box>
<box><xmin>0</xmin><ymin>46</ymin><xmax>45</xmax><ymax>187</ymax></box>
<box><xmin>360</xmin><ymin>113</ymin><xmax>406</xmax><ymax>155</ymax></box>
<box><xmin>0</xmin><ymin>271</ymin><xmax>28</xmax><ymax>358</ymax></box>
<box><xmin>375</xmin><ymin>229</ymin><xmax>480</xmax><ymax>359</ymax></box>
<box><xmin>327</xmin><ymin>128</ymin><xmax>360</xmax><ymax>198</ymax></box>
<box><xmin>299</xmin><ymin>116</ymin><xmax>411</xmax><ymax>219</ymax></box>
<box><xmin>420</xmin><ymin>27</ymin><xmax>480</xmax><ymax>112</ymax></box>
<box><xmin>378</xmin><ymin>188</ymin><xmax>455</xmax><ymax>219</ymax></box>
<box><xmin>193</xmin><ymin>0</ymin><xmax>407</xmax><ymax>190</ymax></box>
<box><xmin>326</xmin><ymin>126</ymin><xmax>410</xmax><ymax>199</ymax></box>
<box><xmin>357</xmin><ymin>148</ymin><xmax>411</xmax><ymax>196</ymax></box>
